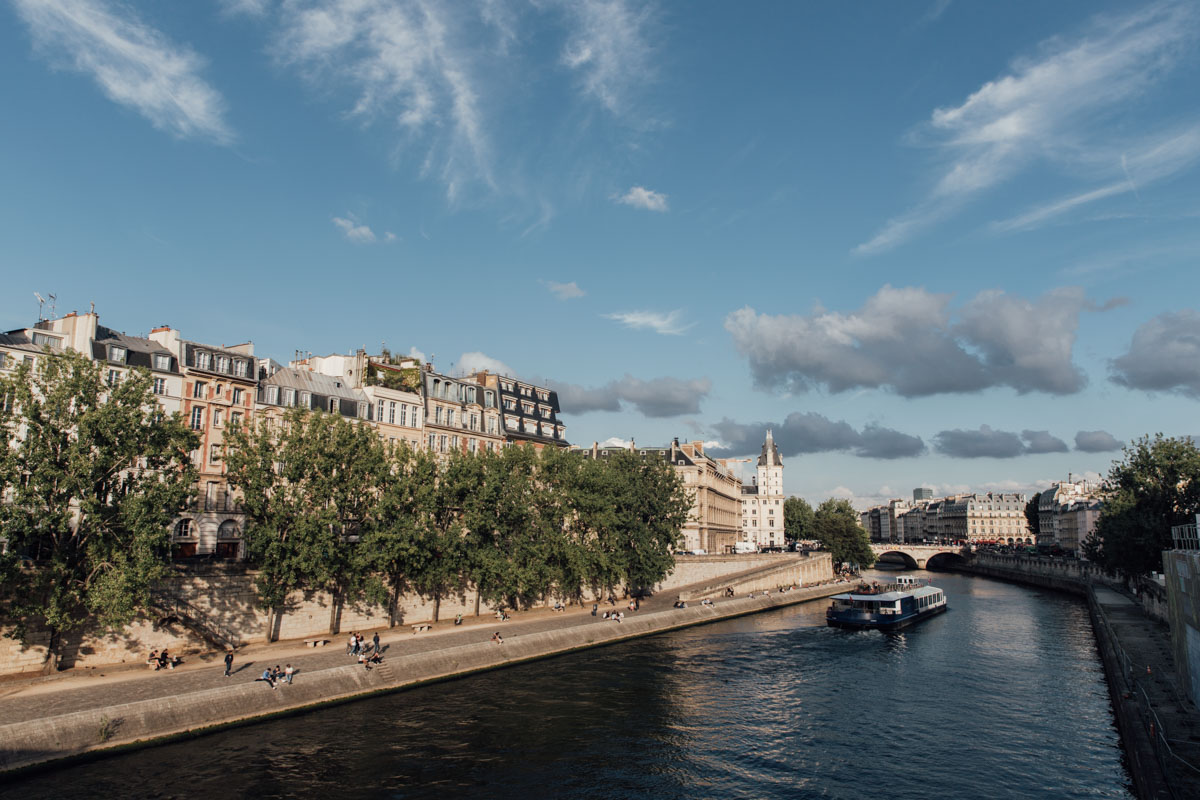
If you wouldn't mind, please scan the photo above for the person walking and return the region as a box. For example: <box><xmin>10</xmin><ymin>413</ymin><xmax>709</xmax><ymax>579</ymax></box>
<box><xmin>223</xmin><ymin>650</ymin><xmax>234</xmax><ymax>677</ymax></box>
<box><xmin>372</xmin><ymin>632</ymin><xmax>380</xmax><ymax>655</ymax></box>
<box><xmin>346</xmin><ymin>632</ymin><xmax>356</xmax><ymax>655</ymax></box>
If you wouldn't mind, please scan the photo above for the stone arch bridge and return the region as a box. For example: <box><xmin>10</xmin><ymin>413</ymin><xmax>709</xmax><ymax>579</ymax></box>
<box><xmin>871</xmin><ymin>544</ymin><xmax>968</xmax><ymax>570</ymax></box>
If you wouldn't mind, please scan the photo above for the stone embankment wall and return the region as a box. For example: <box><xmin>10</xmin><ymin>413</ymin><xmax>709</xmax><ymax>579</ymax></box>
<box><xmin>0</xmin><ymin>583</ymin><xmax>846</xmax><ymax>774</ymax></box>
<box><xmin>678</xmin><ymin>553</ymin><xmax>832</xmax><ymax>600</ymax></box>
<box><xmin>1163</xmin><ymin>550</ymin><xmax>1200</xmax><ymax>705</ymax></box>
<box><xmin>0</xmin><ymin>554</ymin><xmax>804</xmax><ymax>677</ymax></box>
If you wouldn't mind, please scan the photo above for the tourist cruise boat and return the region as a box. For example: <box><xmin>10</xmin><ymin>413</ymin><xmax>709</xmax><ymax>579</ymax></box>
<box><xmin>826</xmin><ymin>576</ymin><xmax>947</xmax><ymax>631</ymax></box>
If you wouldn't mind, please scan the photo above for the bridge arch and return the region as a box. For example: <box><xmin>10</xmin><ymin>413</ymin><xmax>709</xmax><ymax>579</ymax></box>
<box><xmin>874</xmin><ymin>550</ymin><xmax>919</xmax><ymax>569</ymax></box>
<box><xmin>925</xmin><ymin>551</ymin><xmax>966</xmax><ymax>570</ymax></box>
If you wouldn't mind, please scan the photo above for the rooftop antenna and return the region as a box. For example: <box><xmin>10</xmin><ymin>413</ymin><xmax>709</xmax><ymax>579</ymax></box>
<box><xmin>48</xmin><ymin>294</ymin><xmax>57</xmax><ymax>319</ymax></box>
<box><xmin>34</xmin><ymin>292</ymin><xmax>45</xmax><ymax>320</ymax></box>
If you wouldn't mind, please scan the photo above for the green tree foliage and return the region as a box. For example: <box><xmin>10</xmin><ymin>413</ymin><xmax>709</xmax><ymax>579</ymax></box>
<box><xmin>0</xmin><ymin>350</ymin><xmax>197</xmax><ymax>670</ymax></box>
<box><xmin>813</xmin><ymin>498</ymin><xmax>874</xmax><ymax>569</ymax></box>
<box><xmin>1024</xmin><ymin>492</ymin><xmax>1041</xmax><ymax>536</ymax></box>
<box><xmin>1084</xmin><ymin>434</ymin><xmax>1200</xmax><ymax>577</ymax></box>
<box><xmin>223</xmin><ymin>407</ymin><xmax>388</xmax><ymax>635</ymax></box>
<box><xmin>602</xmin><ymin>450</ymin><xmax>691</xmax><ymax>593</ymax></box>
<box><xmin>784</xmin><ymin>496</ymin><xmax>815</xmax><ymax>542</ymax></box>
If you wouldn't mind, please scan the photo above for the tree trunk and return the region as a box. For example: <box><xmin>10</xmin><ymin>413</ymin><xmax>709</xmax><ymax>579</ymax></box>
<box><xmin>42</xmin><ymin>627</ymin><xmax>61</xmax><ymax>676</ymax></box>
<box><xmin>388</xmin><ymin>580</ymin><xmax>401</xmax><ymax>628</ymax></box>
<box><xmin>329</xmin><ymin>589</ymin><xmax>343</xmax><ymax>635</ymax></box>
<box><xmin>433</xmin><ymin>593</ymin><xmax>441</xmax><ymax>623</ymax></box>
<box><xmin>474</xmin><ymin>590</ymin><xmax>481</xmax><ymax>617</ymax></box>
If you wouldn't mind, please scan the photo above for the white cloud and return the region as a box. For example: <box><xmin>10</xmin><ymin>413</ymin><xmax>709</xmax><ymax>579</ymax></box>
<box><xmin>543</xmin><ymin>280</ymin><xmax>585</xmax><ymax>300</ymax></box>
<box><xmin>458</xmin><ymin>351</ymin><xmax>515</xmax><ymax>377</ymax></box>
<box><xmin>726</xmin><ymin>285</ymin><xmax>1095</xmax><ymax>397</ymax></box>
<box><xmin>993</xmin><ymin>126</ymin><xmax>1200</xmax><ymax>231</ymax></box>
<box><xmin>604</xmin><ymin>309</ymin><xmax>691</xmax><ymax>336</ymax></box>
<box><xmin>272</xmin><ymin>0</ymin><xmax>496</xmax><ymax>202</ymax></box>
<box><xmin>407</xmin><ymin>346</ymin><xmax>427</xmax><ymax>363</ymax></box>
<box><xmin>614</xmin><ymin>185</ymin><xmax>669</xmax><ymax>212</ymax></box>
<box><xmin>551</xmin><ymin>374</ymin><xmax>711</xmax><ymax>417</ymax></box>
<box><xmin>560</xmin><ymin>0</ymin><xmax>654</xmax><ymax>115</ymax></box>
<box><xmin>383</xmin><ymin>232</ymin><xmax>397</xmax><ymax>242</ymax></box>
<box><xmin>599</xmin><ymin>436</ymin><xmax>632</xmax><ymax>448</ymax></box>
<box><xmin>219</xmin><ymin>0</ymin><xmax>272</xmax><ymax>16</ymax></box>
<box><xmin>332</xmin><ymin>216</ymin><xmax>377</xmax><ymax>244</ymax></box>
<box><xmin>13</xmin><ymin>0</ymin><xmax>232</xmax><ymax>143</ymax></box>
<box><xmin>856</xmin><ymin>3</ymin><xmax>1200</xmax><ymax>253</ymax></box>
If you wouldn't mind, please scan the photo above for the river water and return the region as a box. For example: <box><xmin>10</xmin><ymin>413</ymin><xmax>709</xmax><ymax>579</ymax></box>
<box><xmin>2</xmin><ymin>572</ymin><xmax>1130</xmax><ymax>799</ymax></box>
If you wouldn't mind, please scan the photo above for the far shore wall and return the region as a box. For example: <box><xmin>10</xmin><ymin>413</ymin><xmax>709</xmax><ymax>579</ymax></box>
<box><xmin>0</xmin><ymin>553</ymin><xmax>803</xmax><ymax>677</ymax></box>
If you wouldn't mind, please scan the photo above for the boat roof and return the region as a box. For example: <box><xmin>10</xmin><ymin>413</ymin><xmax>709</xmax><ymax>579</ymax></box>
<box><xmin>833</xmin><ymin>585</ymin><xmax>943</xmax><ymax>602</ymax></box>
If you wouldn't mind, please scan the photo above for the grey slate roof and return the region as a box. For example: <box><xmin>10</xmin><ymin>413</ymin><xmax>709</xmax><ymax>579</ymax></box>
<box><xmin>92</xmin><ymin>325</ymin><xmax>177</xmax><ymax>373</ymax></box>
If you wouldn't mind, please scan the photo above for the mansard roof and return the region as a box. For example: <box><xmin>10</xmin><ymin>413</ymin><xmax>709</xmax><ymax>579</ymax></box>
<box><xmin>758</xmin><ymin>429</ymin><xmax>783</xmax><ymax>467</ymax></box>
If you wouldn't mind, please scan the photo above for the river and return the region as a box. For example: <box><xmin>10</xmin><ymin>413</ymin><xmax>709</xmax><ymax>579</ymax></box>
<box><xmin>0</xmin><ymin>572</ymin><xmax>1130</xmax><ymax>799</ymax></box>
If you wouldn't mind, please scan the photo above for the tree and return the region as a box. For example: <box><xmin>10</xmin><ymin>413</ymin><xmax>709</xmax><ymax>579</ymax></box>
<box><xmin>224</xmin><ymin>407</ymin><xmax>387</xmax><ymax>637</ymax></box>
<box><xmin>1084</xmin><ymin>434</ymin><xmax>1200</xmax><ymax>577</ymax></box>
<box><xmin>606</xmin><ymin>450</ymin><xmax>690</xmax><ymax>593</ymax></box>
<box><xmin>813</xmin><ymin>498</ymin><xmax>874</xmax><ymax>569</ymax></box>
<box><xmin>0</xmin><ymin>350</ymin><xmax>198</xmax><ymax>671</ymax></box>
<box><xmin>1024</xmin><ymin>492</ymin><xmax>1041</xmax><ymax>537</ymax></box>
<box><xmin>784</xmin><ymin>496</ymin><xmax>815</xmax><ymax>542</ymax></box>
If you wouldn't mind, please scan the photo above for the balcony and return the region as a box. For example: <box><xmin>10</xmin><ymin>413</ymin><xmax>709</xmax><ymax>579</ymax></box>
<box><xmin>1170</xmin><ymin>522</ymin><xmax>1199</xmax><ymax>551</ymax></box>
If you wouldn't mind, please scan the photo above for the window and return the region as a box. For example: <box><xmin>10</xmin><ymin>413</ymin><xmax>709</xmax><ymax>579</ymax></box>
<box><xmin>300</xmin><ymin>391</ymin><xmax>311</xmax><ymax>409</ymax></box>
<box><xmin>153</xmin><ymin>353</ymin><xmax>171</xmax><ymax>371</ymax></box>
<box><xmin>205</xmin><ymin>481</ymin><xmax>218</xmax><ymax>509</ymax></box>
<box><xmin>471</xmin><ymin>413</ymin><xmax>479</xmax><ymax>431</ymax></box>
<box><xmin>358</xmin><ymin>402</ymin><xmax>367</xmax><ymax>419</ymax></box>
<box><xmin>389</xmin><ymin>402</ymin><xmax>396</xmax><ymax>424</ymax></box>
<box><xmin>107</xmin><ymin>369</ymin><xmax>120</xmax><ymax>387</ymax></box>
<box><xmin>32</xmin><ymin>333</ymin><xmax>61</xmax><ymax>349</ymax></box>
<box><xmin>376</xmin><ymin>400</ymin><xmax>384</xmax><ymax>422</ymax></box>
<box><xmin>153</xmin><ymin>377</ymin><xmax>167</xmax><ymax>395</ymax></box>
<box><xmin>488</xmin><ymin>417</ymin><xmax>497</xmax><ymax>434</ymax></box>
<box><xmin>435</xmin><ymin>407</ymin><xmax>443</xmax><ymax>424</ymax></box>
<box><xmin>450</xmin><ymin>435</ymin><xmax>458</xmax><ymax>450</ymax></box>
<box><xmin>215</xmin><ymin>355</ymin><xmax>230</xmax><ymax>373</ymax></box>
<box><xmin>233</xmin><ymin>359</ymin><xmax>248</xmax><ymax>377</ymax></box>
<box><xmin>193</xmin><ymin>381</ymin><xmax>206</xmax><ymax>399</ymax></box>
<box><xmin>109</xmin><ymin>345</ymin><xmax>126</xmax><ymax>363</ymax></box>
<box><xmin>503</xmin><ymin>399</ymin><xmax>516</xmax><ymax>410</ymax></box>
<box><xmin>400</xmin><ymin>404</ymin><xmax>408</xmax><ymax>427</ymax></box>
<box><xmin>283</xmin><ymin>388</ymin><xmax>295</xmax><ymax>407</ymax></box>
<box><xmin>218</xmin><ymin>520</ymin><xmax>241</xmax><ymax>539</ymax></box>
<box><xmin>210</xmin><ymin>444</ymin><xmax>221</xmax><ymax>464</ymax></box>
<box><xmin>232</xmin><ymin>387</ymin><xmax>243</xmax><ymax>405</ymax></box>
<box><xmin>190</xmin><ymin>407</ymin><xmax>204</xmax><ymax>430</ymax></box>
<box><xmin>447</xmin><ymin>410</ymin><xmax>455</xmax><ymax>427</ymax></box>
<box><xmin>329</xmin><ymin>397</ymin><xmax>338</xmax><ymax>413</ymax></box>
<box><xmin>265</xmin><ymin>386</ymin><xmax>279</xmax><ymax>404</ymax></box>
<box><xmin>213</xmin><ymin>409</ymin><xmax>224</xmax><ymax>427</ymax></box>
<box><xmin>174</xmin><ymin>519</ymin><xmax>193</xmax><ymax>539</ymax></box>
<box><xmin>428</xmin><ymin>433</ymin><xmax>436</xmax><ymax>450</ymax></box>
<box><xmin>439</xmin><ymin>435</ymin><xmax>447</xmax><ymax>452</ymax></box>
<box><xmin>196</xmin><ymin>351</ymin><xmax>212</xmax><ymax>370</ymax></box>
<box><xmin>231</xmin><ymin>411</ymin><xmax>242</xmax><ymax>427</ymax></box>
<box><xmin>469</xmin><ymin>438</ymin><xmax>477</xmax><ymax>453</ymax></box>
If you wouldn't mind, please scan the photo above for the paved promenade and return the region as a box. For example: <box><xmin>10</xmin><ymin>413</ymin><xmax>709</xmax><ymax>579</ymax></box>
<box><xmin>0</xmin><ymin>578</ymin><xmax>842</xmax><ymax>735</ymax></box>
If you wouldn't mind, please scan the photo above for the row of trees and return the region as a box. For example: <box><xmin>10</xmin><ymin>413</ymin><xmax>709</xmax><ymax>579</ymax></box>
<box><xmin>783</xmin><ymin>496</ymin><xmax>874</xmax><ymax>569</ymax></box>
<box><xmin>224</xmin><ymin>407</ymin><xmax>692</xmax><ymax>632</ymax></box>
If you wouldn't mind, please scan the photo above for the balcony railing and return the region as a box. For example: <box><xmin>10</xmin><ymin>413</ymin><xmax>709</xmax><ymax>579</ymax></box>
<box><xmin>1170</xmin><ymin>523</ymin><xmax>1199</xmax><ymax>551</ymax></box>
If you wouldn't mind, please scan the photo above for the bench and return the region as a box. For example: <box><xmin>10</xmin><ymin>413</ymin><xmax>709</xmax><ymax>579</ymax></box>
<box><xmin>304</xmin><ymin>638</ymin><xmax>328</xmax><ymax>648</ymax></box>
<box><xmin>411</xmin><ymin>623</ymin><xmax>432</xmax><ymax>634</ymax></box>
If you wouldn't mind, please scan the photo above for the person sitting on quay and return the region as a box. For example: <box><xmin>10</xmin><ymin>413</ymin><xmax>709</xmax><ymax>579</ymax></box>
<box><xmin>259</xmin><ymin>667</ymin><xmax>276</xmax><ymax>689</ymax></box>
<box><xmin>366</xmin><ymin>651</ymin><xmax>383</xmax><ymax>666</ymax></box>
<box><xmin>491</xmin><ymin>632</ymin><xmax>504</xmax><ymax>645</ymax></box>
<box><xmin>284</xmin><ymin>664</ymin><xmax>295</xmax><ymax>684</ymax></box>
<box><xmin>147</xmin><ymin>649</ymin><xmax>160</xmax><ymax>669</ymax></box>
<box><xmin>455</xmin><ymin>614</ymin><xmax>463</xmax><ymax>626</ymax></box>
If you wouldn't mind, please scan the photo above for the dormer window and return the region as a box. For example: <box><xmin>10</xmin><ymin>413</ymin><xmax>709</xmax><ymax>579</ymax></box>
<box><xmin>216</xmin><ymin>355</ymin><xmax>230</xmax><ymax>373</ymax></box>
<box><xmin>153</xmin><ymin>354</ymin><xmax>171</xmax><ymax>371</ymax></box>
<box><xmin>283</xmin><ymin>388</ymin><xmax>296</xmax><ymax>407</ymax></box>
<box><xmin>196</xmin><ymin>351</ymin><xmax>213</xmax><ymax>370</ymax></box>
<box><xmin>300</xmin><ymin>391</ymin><xmax>311</xmax><ymax>408</ymax></box>
<box><xmin>32</xmin><ymin>333</ymin><xmax>62</xmax><ymax>350</ymax></box>
<box><xmin>108</xmin><ymin>345</ymin><xmax>126</xmax><ymax>363</ymax></box>
<box><xmin>266</xmin><ymin>386</ymin><xmax>279</xmax><ymax>404</ymax></box>
<box><xmin>233</xmin><ymin>359</ymin><xmax>248</xmax><ymax>378</ymax></box>
<box><xmin>329</xmin><ymin>397</ymin><xmax>338</xmax><ymax>413</ymax></box>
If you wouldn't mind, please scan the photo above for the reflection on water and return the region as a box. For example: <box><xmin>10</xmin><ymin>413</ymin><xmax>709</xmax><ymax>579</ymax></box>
<box><xmin>0</xmin><ymin>573</ymin><xmax>1131</xmax><ymax>800</ymax></box>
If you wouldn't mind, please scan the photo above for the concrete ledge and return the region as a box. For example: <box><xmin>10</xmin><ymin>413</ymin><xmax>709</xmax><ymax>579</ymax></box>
<box><xmin>0</xmin><ymin>583</ymin><xmax>846</xmax><ymax>774</ymax></box>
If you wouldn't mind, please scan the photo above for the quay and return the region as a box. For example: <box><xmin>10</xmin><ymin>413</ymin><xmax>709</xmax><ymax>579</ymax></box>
<box><xmin>0</xmin><ymin>577</ymin><xmax>848</xmax><ymax>774</ymax></box>
<box><xmin>950</xmin><ymin>554</ymin><xmax>1200</xmax><ymax>800</ymax></box>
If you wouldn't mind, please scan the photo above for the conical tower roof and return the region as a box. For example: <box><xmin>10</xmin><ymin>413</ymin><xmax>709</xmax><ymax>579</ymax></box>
<box><xmin>758</xmin><ymin>428</ymin><xmax>783</xmax><ymax>467</ymax></box>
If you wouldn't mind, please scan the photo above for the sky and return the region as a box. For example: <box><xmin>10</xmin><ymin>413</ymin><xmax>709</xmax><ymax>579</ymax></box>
<box><xmin>3</xmin><ymin>0</ymin><xmax>1200</xmax><ymax>509</ymax></box>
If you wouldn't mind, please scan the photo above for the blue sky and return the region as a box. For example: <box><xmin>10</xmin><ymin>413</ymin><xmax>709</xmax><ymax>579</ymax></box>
<box><xmin>3</xmin><ymin>0</ymin><xmax>1200</xmax><ymax>507</ymax></box>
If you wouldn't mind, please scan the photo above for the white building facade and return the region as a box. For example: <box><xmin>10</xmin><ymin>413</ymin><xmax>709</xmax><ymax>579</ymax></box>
<box><xmin>740</xmin><ymin>430</ymin><xmax>786</xmax><ymax>549</ymax></box>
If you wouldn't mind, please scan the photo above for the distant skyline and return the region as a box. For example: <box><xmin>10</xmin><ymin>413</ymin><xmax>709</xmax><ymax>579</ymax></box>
<box><xmin>3</xmin><ymin>1</ymin><xmax>1199</xmax><ymax>508</ymax></box>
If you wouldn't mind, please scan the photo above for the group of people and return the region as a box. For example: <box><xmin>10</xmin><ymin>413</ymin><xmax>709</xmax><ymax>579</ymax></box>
<box><xmin>257</xmin><ymin>664</ymin><xmax>294</xmax><ymax>688</ymax></box>
<box><xmin>146</xmin><ymin>649</ymin><xmax>181</xmax><ymax>670</ymax></box>
<box><xmin>347</xmin><ymin>631</ymin><xmax>384</xmax><ymax>669</ymax></box>
<box><xmin>602</xmin><ymin>610</ymin><xmax>625</xmax><ymax>622</ymax></box>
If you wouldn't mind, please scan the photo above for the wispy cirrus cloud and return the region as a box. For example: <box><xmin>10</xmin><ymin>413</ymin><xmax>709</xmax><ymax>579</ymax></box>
<box><xmin>613</xmin><ymin>185</ymin><xmax>669</xmax><ymax>212</ymax></box>
<box><xmin>13</xmin><ymin>0</ymin><xmax>232</xmax><ymax>143</ymax></box>
<box><xmin>542</xmin><ymin>280</ymin><xmax>585</xmax><ymax>300</ymax></box>
<box><xmin>856</xmin><ymin>2</ymin><xmax>1200</xmax><ymax>254</ymax></box>
<box><xmin>560</xmin><ymin>0</ymin><xmax>655</xmax><ymax>115</ymax></box>
<box><xmin>604</xmin><ymin>309</ymin><xmax>691</xmax><ymax>336</ymax></box>
<box><xmin>271</xmin><ymin>0</ymin><xmax>498</xmax><ymax>203</ymax></box>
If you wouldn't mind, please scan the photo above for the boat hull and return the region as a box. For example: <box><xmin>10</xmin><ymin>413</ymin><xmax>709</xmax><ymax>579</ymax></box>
<box><xmin>826</xmin><ymin>603</ymin><xmax>948</xmax><ymax>631</ymax></box>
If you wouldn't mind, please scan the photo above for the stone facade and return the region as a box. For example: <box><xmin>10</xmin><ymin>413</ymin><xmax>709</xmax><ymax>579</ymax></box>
<box><xmin>740</xmin><ymin>430</ymin><xmax>785</xmax><ymax>549</ymax></box>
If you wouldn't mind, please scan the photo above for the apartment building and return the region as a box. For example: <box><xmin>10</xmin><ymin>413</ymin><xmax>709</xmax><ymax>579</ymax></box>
<box><xmin>740</xmin><ymin>430</ymin><xmax>786</xmax><ymax>550</ymax></box>
<box><xmin>423</xmin><ymin>369</ymin><xmax>505</xmax><ymax>456</ymax></box>
<box><xmin>469</xmin><ymin>371</ymin><xmax>567</xmax><ymax>449</ymax></box>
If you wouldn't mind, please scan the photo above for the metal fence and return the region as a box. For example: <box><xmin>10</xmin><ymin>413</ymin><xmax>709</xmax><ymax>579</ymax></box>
<box><xmin>1171</xmin><ymin>523</ymin><xmax>1199</xmax><ymax>552</ymax></box>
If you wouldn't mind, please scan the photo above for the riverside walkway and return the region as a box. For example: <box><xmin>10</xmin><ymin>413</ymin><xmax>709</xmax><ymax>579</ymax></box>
<box><xmin>0</xmin><ymin>578</ymin><xmax>848</xmax><ymax>771</ymax></box>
